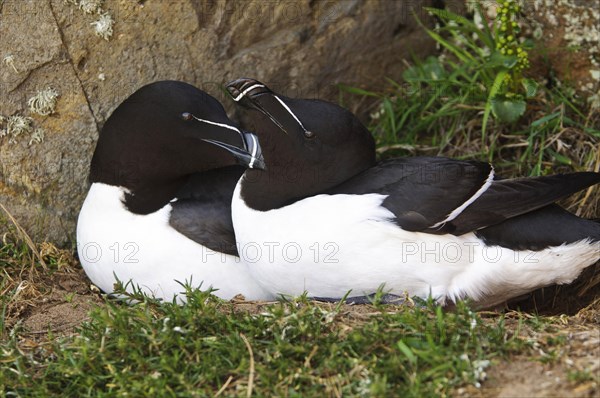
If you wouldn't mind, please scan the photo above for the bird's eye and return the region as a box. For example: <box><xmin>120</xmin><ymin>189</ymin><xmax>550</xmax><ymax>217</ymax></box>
<box><xmin>181</xmin><ymin>112</ymin><xmax>193</xmax><ymax>121</ymax></box>
<box><xmin>304</xmin><ymin>130</ymin><xmax>315</xmax><ymax>139</ymax></box>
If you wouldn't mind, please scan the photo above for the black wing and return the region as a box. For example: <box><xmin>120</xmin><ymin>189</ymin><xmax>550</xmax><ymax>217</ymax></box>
<box><xmin>475</xmin><ymin>204</ymin><xmax>600</xmax><ymax>250</ymax></box>
<box><xmin>328</xmin><ymin>157</ymin><xmax>494</xmax><ymax>231</ymax></box>
<box><xmin>445</xmin><ymin>172</ymin><xmax>600</xmax><ymax>235</ymax></box>
<box><xmin>328</xmin><ymin>157</ymin><xmax>600</xmax><ymax>236</ymax></box>
<box><xmin>169</xmin><ymin>166</ymin><xmax>244</xmax><ymax>256</ymax></box>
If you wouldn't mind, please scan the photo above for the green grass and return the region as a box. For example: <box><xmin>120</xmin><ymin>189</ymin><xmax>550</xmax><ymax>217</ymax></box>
<box><xmin>338</xmin><ymin>4</ymin><xmax>599</xmax><ymax>225</ymax></box>
<box><xmin>0</xmin><ymin>283</ymin><xmax>547</xmax><ymax>397</ymax></box>
<box><xmin>340</xmin><ymin>4</ymin><xmax>599</xmax><ymax>183</ymax></box>
<box><xmin>354</xmin><ymin>78</ymin><xmax>599</xmax><ymax>178</ymax></box>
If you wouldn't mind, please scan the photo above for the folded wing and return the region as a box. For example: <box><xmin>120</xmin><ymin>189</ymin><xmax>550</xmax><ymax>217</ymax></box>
<box><xmin>169</xmin><ymin>166</ymin><xmax>244</xmax><ymax>256</ymax></box>
<box><xmin>328</xmin><ymin>157</ymin><xmax>600</xmax><ymax>236</ymax></box>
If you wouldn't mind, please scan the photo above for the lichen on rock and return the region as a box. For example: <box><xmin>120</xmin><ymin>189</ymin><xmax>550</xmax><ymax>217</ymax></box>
<box><xmin>2</xmin><ymin>54</ymin><xmax>19</xmax><ymax>73</ymax></box>
<box><xmin>28</xmin><ymin>88</ymin><xmax>60</xmax><ymax>116</ymax></box>
<box><xmin>0</xmin><ymin>115</ymin><xmax>34</xmax><ymax>144</ymax></box>
<box><xmin>91</xmin><ymin>13</ymin><xmax>114</xmax><ymax>41</ymax></box>
<box><xmin>78</xmin><ymin>0</ymin><xmax>103</xmax><ymax>15</ymax></box>
<box><xmin>64</xmin><ymin>0</ymin><xmax>114</xmax><ymax>41</ymax></box>
<box><xmin>28</xmin><ymin>128</ymin><xmax>45</xmax><ymax>146</ymax></box>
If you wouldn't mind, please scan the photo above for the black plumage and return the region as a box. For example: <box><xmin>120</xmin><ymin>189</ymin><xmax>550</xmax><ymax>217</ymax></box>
<box><xmin>476</xmin><ymin>205</ymin><xmax>600</xmax><ymax>250</ymax></box>
<box><xmin>169</xmin><ymin>166</ymin><xmax>243</xmax><ymax>256</ymax></box>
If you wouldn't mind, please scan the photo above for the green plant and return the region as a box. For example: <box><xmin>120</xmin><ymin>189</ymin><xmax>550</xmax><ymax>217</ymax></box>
<box><xmin>420</xmin><ymin>1</ymin><xmax>539</xmax><ymax>139</ymax></box>
<box><xmin>567</xmin><ymin>369</ymin><xmax>596</xmax><ymax>384</ymax></box>
<box><xmin>341</xmin><ymin>0</ymin><xmax>599</xmax><ymax>187</ymax></box>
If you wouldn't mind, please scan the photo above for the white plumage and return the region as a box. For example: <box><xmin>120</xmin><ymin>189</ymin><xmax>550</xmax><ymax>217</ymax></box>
<box><xmin>77</xmin><ymin>182</ymin><xmax>273</xmax><ymax>302</ymax></box>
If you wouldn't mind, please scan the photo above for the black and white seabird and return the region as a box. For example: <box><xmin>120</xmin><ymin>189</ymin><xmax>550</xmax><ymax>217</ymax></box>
<box><xmin>77</xmin><ymin>81</ymin><xmax>272</xmax><ymax>301</ymax></box>
<box><xmin>222</xmin><ymin>78</ymin><xmax>600</xmax><ymax>308</ymax></box>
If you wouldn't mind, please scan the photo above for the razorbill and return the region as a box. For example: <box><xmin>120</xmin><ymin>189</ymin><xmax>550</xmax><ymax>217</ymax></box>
<box><xmin>223</xmin><ymin>78</ymin><xmax>600</xmax><ymax>308</ymax></box>
<box><xmin>77</xmin><ymin>80</ymin><xmax>272</xmax><ymax>301</ymax></box>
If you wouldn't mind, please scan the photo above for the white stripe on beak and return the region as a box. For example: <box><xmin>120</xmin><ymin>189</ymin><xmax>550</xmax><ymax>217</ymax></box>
<box><xmin>249</xmin><ymin>133</ymin><xmax>259</xmax><ymax>169</ymax></box>
<box><xmin>233</xmin><ymin>84</ymin><xmax>266</xmax><ymax>102</ymax></box>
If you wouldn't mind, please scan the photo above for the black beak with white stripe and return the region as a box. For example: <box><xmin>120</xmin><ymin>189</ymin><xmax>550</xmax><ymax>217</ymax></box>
<box><xmin>203</xmin><ymin>131</ymin><xmax>266</xmax><ymax>171</ymax></box>
<box><xmin>227</xmin><ymin>78</ymin><xmax>313</xmax><ymax>140</ymax></box>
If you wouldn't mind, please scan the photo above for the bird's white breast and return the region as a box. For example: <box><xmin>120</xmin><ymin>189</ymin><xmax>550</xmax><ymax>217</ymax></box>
<box><xmin>77</xmin><ymin>183</ymin><xmax>273</xmax><ymax>301</ymax></box>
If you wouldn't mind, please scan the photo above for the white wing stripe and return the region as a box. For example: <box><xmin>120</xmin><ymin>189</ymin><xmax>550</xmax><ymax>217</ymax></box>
<box><xmin>430</xmin><ymin>166</ymin><xmax>495</xmax><ymax>228</ymax></box>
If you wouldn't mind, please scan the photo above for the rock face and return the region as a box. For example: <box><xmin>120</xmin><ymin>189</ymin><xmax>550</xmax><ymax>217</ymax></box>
<box><xmin>0</xmin><ymin>0</ymin><xmax>438</xmax><ymax>244</ymax></box>
<box><xmin>522</xmin><ymin>0</ymin><xmax>600</xmax><ymax>107</ymax></box>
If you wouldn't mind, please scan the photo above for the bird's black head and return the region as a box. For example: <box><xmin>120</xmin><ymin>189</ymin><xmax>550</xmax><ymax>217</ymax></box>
<box><xmin>225</xmin><ymin>78</ymin><xmax>376</xmax><ymax>211</ymax></box>
<box><xmin>90</xmin><ymin>80</ymin><xmax>250</xmax><ymax>213</ymax></box>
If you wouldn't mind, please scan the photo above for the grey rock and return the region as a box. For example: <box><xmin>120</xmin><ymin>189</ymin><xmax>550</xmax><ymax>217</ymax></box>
<box><xmin>0</xmin><ymin>0</ymin><xmax>438</xmax><ymax>244</ymax></box>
